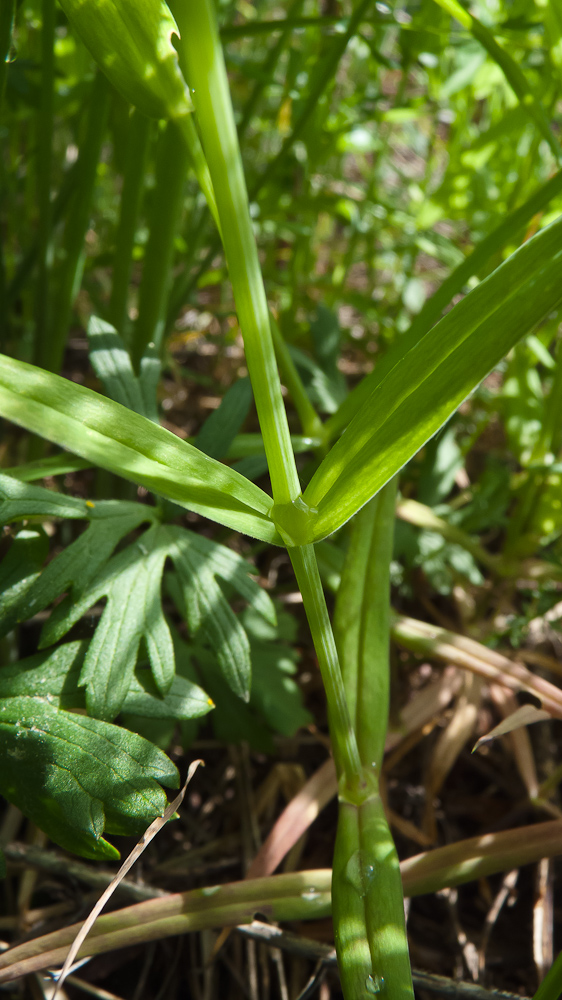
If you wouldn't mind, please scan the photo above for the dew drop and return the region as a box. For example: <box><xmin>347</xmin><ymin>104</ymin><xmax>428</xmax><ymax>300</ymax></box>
<box><xmin>201</xmin><ymin>885</ymin><xmax>220</xmax><ymax>897</ymax></box>
<box><xmin>365</xmin><ymin>974</ymin><xmax>385</xmax><ymax>995</ymax></box>
<box><xmin>301</xmin><ymin>889</ymin><xmax>321</xmax><ymax>901</ymax></box>
<box><xmin>344</xmin><ymin>850</ymin><xmax>377</xmax><ymax>897</ymax></box>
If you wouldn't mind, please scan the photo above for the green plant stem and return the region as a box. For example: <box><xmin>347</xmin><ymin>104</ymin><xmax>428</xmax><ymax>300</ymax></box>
<box><xmin>175</xmin><ymin>113</ymin><xmax>221</xmax><ymax>232</ymax></box>
<box><xmin>0</xmin><ymin>0</ymin><xmax>14</xmax><ymax>350</ymax></box>
<box><xmin>355</xmin><ymin>481</ymin><xmax>397</xmax><ymax>767</ymax></box>
<box><xmin>109</xmin><ymin>111</ymin><xmax>153</xmax><ymax>337</ymax></box>
<box><xmin>289</xmin><ymin>543</ymin><xmax>361</xmax><ymax>787</ymax></box>
<box><xmin>33</xmin><ymin>0</ymin><xmax>56</xmax><ymax>366</ymax></box>
<box><xmin>269</xmin><ymin>314</ymin><xmax>325</xmax><ymax>442</ymax></box>
<box><xmin>131</xmin><ymin>121</ymin><xmax>188</xmax><ymax>371</ymax></box>
<box><xmin>39</xmin><ymin>73</ymin><xmax>110</xmax><ymax>374</ymax></box>
<box><xmin>4</xmin><ymin>818</ymin><xmax>562</xmax><ymax>984</ymax></box>
<box><xmin>0</xmin><ymin>0</ymin><xmax>14</xmax><ymax>109</ymax></box>
<box><xmin>5</xmin><ymin>159</ymin><xmax>79</xmax><ymax>310</ymax></box>
<box><xmin>171</xmin><ymin>0</ymin><xmax>300</xmax><ymax>505</ymax></box>
<box><xmin>165</xmin><ymin>0</ymin><xmax>371</xmax><ymax>339</ymax></box>
<box><xmin>332</xmin><ymin>482</ymin><xmax>414</xmax><ymax>1000</ymax></box>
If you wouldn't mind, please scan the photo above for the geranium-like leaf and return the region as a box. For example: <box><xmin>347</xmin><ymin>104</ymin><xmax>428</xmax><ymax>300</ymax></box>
<box><xmin>0</xmin><ymin>695</ymin><xmax>178</xmax><ymax>860</ymax></box>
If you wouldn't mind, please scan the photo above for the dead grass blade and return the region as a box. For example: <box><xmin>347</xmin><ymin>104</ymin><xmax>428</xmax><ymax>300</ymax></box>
<box><xmin>423</xmin><ymin>673</ymin><xmax>483</xmax><ymax>841</ymax></box>
<box><xmin>472</xmin><ymin>705</ymin><xmax>551</xmax><ymax>752</ymax></box>
<box><xmin>392</xmin><ymin>614</ymin><xmax>562</xmax><ymax>717</ymax></box>
<box><xmin>52</xmin><ymin>759</ymin><xmax>202</xmax><ymax>1000</ymax></box>
<box><xmin>488</xmin><ymin>686</ymin><xmax>540</xmax><ymax>799</ymax></box>
<box><xmin>246</xmin><ymin>758</ymin><xmax>337</xmax><ymax>880</ymax></box>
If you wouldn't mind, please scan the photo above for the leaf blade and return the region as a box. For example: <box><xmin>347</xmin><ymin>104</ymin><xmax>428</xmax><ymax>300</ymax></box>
<box><xmin>303</xmin><ymin>216</ymin><xmax>562</xmax><ymax>540</ymax></box>
<box><xmin>0</xmin><ymin>356</ymin><xmax>280</xmax><ymax>542</ymax></box>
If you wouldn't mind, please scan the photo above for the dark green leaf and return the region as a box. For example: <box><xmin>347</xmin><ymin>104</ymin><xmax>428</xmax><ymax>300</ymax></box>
<box><xmin>0</xmin><ymin>696</ymin><xmax>178</xmax><ymax>859</ymax></box>
<box><xmin>0</xmin><ymin>528</ymin><xmax>49</xmax><ymax>639</ymax></box>
<box><xmin>194</xmin><ymin>377</ymin><xmax>253</xmax><ymax>459</ymax></box>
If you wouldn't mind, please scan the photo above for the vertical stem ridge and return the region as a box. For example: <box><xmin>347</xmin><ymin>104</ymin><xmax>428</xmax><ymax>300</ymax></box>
<box><xmin>170</xmin><ymin>0</ymin><xmax>300</xmax><ymax>504</ymax></box>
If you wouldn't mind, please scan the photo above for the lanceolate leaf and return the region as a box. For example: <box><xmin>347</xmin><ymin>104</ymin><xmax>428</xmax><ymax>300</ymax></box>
<box><xmin>194</xmin><ymin>377</ymin><xmax>253</xmax><ymax>459</ymax></box>
<box><xmin>57</xmin><ymin>0</ymin><xmax>192</xmax><ymax>122</ymax></box>
<box><xmin>0</xmin><ymin>695</ymin><xmax>178</xmax><ymax>860</ymax></box>
<box><xmin>0</xmin><ymin>356</ymin><xmax>281</xmax><ymax>543</ymax></box>
<box><xmin>88</xmin><ymin>316</ymin><xmax>150</xmax><ymax>417</ymax></box>
<box><xmin>325</xmin><ymin>169</ymin><xmax>562</xmax><ymax>443</ymax></box>
<box><xmin>300</xmin><ymin>216</ymin><xmax>562</xmax><ymax>542</ymax></box>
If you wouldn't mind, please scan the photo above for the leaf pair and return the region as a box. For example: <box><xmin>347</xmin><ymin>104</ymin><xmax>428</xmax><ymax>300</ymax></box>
<box><xmin>1</xmin><ymin>215</ymin><xmax>562</xmax><ymax>546</ymax></box>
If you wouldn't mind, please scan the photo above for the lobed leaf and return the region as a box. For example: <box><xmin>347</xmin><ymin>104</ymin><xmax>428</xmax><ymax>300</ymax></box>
<box><xmin>167</xmin><ymin>526</ymin><xmax>252</xmax><ymax>702</ymax></box>
<box><xmin>0</xmin><ymin>695</ymin><xmax>178</xmax><ymax>859</ymax></box>
<box><xmin>0</xmin><ymin>640</ymin><xmax>213</xmax><ymax>722</ymax></box>
<box><xmin>40</xmin><ymin>524</ymin><xmax>174</xmax><ymax>720</ymax></box>
<box><xmin>0</xmin><ymin>487</ymin><xmax>272</xmax><ymax>717</ymax></box>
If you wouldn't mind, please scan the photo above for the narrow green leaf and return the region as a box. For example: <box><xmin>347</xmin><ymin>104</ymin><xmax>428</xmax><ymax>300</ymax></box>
<box><xmin>87</xmin><ymin>316</ymin><xmax>146</xmax><ymax>415</ymax></box>
<box><xmin>138</xmin><ymin>344</ymin><xmax>161</xmax><ymax>424</ymax></box>
<box><xmin>57</xmin><ymin>0</ymin><xmax>192</xmax><ymax>122</ymax></box>
<box><xmin>302</xmin><ymin>216</ymin><xmax>562</xmax><ymax>541</ymax></box>
<box><xmin>0</xmin><ymin>356</ymin><xmax>280</xmax><ymax>542</ymax></box>
<box><xmin>194</xmin><ymin>378</ymin><xmax>253</xmax><ymax>460</ymax></box>
<box><xmin>2</xmin><ymin>454</ymin><xmax>92</xmax><ymax>482</ymax></box>
<box><xmin>0</xmin><ymin>473</ymin><xmax>91</xmax><ymax>522</ymax></box>
<box><xmin>0</xmin><ymin>695</ymin><xmax>178</xmax><ymax>859</ymax></box>
<box><xmin>326</xmin><ymin>168</ymin><xmax>562</xmax><ymax>443</ymax></box>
